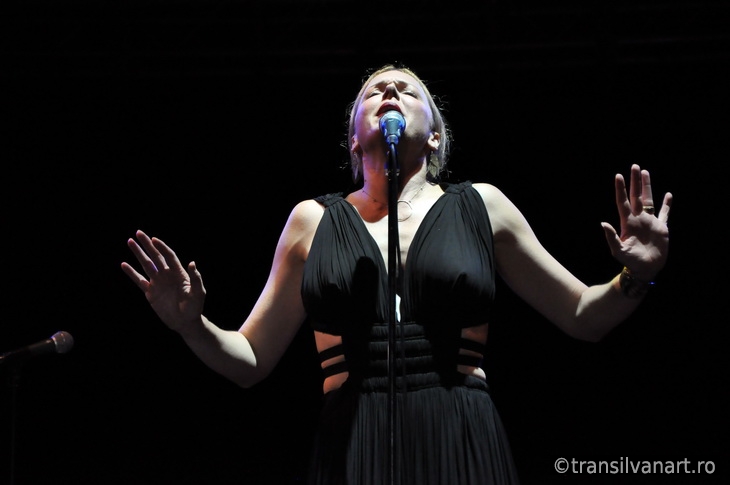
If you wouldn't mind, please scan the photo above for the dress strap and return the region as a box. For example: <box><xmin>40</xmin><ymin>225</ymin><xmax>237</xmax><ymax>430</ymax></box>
<box><xmin>318</xmin><ymin>343</ymin><xmax>348</xmax><ymax>379</ymax></box>
<box><xmin>458</xmin><ymin>337</ymin><xmax>486</xmax><ymax>368</ymax></box>
<box><xmin>321</xmin><ymin>360</ymin><xmax>349</xmax><ymax>379</ymax></box>
<box><xmin>318</xmin><ymin>343</ymin><xmax>344</xmax><ymax>363</ymax></box>
<box><xmin>313</xmin><ymin>192</ymin><xmax>345</xmax><ymax>207</ymax></box>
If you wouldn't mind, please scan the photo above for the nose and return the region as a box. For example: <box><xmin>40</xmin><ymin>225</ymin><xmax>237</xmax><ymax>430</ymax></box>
<box><xmin>382</xmin><ymin>81</ymin><xmax>400</xmax><ymax>100</ymax></box>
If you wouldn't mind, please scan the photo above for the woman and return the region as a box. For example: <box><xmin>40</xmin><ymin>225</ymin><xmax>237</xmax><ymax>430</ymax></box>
<box><xmin>121</xmin><ymin>64</ymin><xmax>671</xmax><ymax>484</ymax></box>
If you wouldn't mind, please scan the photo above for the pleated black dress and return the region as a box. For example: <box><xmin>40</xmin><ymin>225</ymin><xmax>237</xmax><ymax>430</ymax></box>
<box><xmin>301</xmin><ymin>181</ymin><xmax>520</xmax><ymax>485</ymax></box>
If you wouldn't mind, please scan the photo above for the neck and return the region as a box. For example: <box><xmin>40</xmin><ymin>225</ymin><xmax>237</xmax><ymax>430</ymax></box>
<box><xmin>361</xmin><ymin>158</ymin><xmax>429</xmax><ymax>200</ymax></box>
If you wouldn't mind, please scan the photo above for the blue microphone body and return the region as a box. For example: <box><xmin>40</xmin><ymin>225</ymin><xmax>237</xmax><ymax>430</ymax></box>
<box><xmin>379</xmin><ymin>111</ymin><xmax>406</xmax><ymax>145</ymax></box>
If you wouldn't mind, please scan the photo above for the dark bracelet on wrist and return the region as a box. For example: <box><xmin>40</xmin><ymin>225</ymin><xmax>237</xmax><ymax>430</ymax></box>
<box><xmin>619</xmin><ymin>266</ymin><xmax>654</xmax><ymax>298</ymax></box>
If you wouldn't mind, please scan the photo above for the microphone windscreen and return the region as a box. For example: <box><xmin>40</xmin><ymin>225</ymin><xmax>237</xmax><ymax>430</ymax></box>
<box><xmin>51</xmin><ymin>331</ymin><xmax>74</xmax><ymax>354</ymax></box>
<box><xmin>379</xmin><ymin>111</ymin><xmax>406</xmax><ymax>144</ymax></box>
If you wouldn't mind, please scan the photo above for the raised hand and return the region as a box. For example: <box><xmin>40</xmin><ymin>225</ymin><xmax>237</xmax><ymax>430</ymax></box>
<box><xmin>121</xmin><ymin>230</ymin><xmax>206</xmax><ymax>333</ymax></box>
<box><xmin>601</xmin><ymin>164</ymin><xmax>672</xmax><ymax>280</ymax></box>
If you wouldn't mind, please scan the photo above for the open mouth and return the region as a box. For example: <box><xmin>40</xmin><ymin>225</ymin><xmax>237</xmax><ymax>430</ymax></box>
<box><xmin>377</xmin><ymin>103</ymin><xmax>401</xmax><ymax>116</ymax></box>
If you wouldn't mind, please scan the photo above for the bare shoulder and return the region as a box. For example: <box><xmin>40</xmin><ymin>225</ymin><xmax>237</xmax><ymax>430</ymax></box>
<box><xmin>288</xmin><ymin>198</ymin><xmax>326</xmax><ymax>227</ymax></box>
<box><xmin>470</xmin><ymin>182</ymin><xmax>530</xmax><ymax>238</ymax></box>
<box><xmin>278</xmin><ymin>199</ymin><xmax>326</xmax><ymax>259</ymax></box>
<box><xmin>470</xmin><ymin>182</ymin><xmax>507</xmax><ymax>204</ymax></box>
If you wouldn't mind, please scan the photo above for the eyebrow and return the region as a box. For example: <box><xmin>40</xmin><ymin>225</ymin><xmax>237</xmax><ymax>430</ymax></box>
<box><xmin>366</xmin><ymin>79</ymin><xmax>417</xmax><ymax>92</ymax></box>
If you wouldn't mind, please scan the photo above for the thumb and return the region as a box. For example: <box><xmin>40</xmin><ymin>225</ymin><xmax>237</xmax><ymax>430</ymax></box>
<box><xmin>187</xmin><ymin>261</ymin><xmax>207</xmax><ymax>296</ymax></box>
<box><xmin>601</xmin><ymin>222</ymin><xmax>621</xmax><ymax>256</ymax></box>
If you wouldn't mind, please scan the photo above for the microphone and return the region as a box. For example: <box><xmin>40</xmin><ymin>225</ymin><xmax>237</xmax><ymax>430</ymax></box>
<box><xmin>379</xmin><ymin>110</ymin><xmax>406</xmax><ymax>145</ymax></box>
<box><xmin>0</xmin><ymin>331</ymin><xmax>74</xmax><ymax>365</ymax></box>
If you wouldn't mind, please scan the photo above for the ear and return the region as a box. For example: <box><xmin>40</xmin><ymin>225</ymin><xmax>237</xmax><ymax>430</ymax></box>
<box><xmin>427</xmin><ymin>131</ymin><xmax>440</xmax><ymax>152</ymax></box>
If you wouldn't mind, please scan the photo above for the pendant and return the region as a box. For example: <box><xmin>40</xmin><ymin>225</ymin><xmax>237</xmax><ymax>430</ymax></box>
<box><xmin>397</xmin><ymin>200</ymin><xmax>413</xmax><ymax>222</ymax></box>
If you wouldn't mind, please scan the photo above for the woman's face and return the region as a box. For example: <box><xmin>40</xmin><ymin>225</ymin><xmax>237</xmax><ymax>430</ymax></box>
<box><xmin>352</xmin><ymin>70</ymin><xmax>438</xmax><ymax>158</ymax></box>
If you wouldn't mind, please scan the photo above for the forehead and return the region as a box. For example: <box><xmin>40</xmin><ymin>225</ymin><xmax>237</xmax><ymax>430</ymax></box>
<box><xmin>365</xmin><ymin>70</ymin><xmax>423</xmax><ymax>90</ymax></box>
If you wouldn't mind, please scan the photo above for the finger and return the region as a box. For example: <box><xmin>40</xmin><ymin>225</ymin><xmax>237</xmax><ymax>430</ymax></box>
<box><xmin>187</xmin><ymin>261</ymin><xmax>206</xmax><ymax>297</ymax></box>
<box><xmin>614</xmin><ymin>173</ymin><xmax>631</xmax><ymax>221</ymax></box>
<box><xmin>640</xmin><ymin>168</ymin><xmax>654</xmax><ymax>205</ymax></box>
<box><xmin>640</xmin><ymin>169</ymin><xmax>655</xmax><ymax>215</ymax></box>
<box><xmin>121</xmin><ymin>261</ymin><xmax>150</xmax><ymax>291</ymax></box>
<box><xmin>658</xmin><ymin>192</ymin><xmax>673</xmax><ymax>225</ymax></box>
<box><xmin>629</xmin><ymin>164</ymin><xmax>642</xmax><ymax>214</ymax></box>
<box><xmin>151</xmin><ymin>236</ymin><xmax>185</xmax><ymax>271</ymax></box>
<box><xmin>135</xmin><ymin>230</ymin><xmax>169</xmax><ymax>272</ymax></box>
<box><xmin>127</xmin><ymin>236</ymin><xmax>160</xmax><ymax>276</ymax></box>
<box><xmin>601</xmin><ymin>222</ymin><xmax>621</xmax><ymax>256</ymax></box>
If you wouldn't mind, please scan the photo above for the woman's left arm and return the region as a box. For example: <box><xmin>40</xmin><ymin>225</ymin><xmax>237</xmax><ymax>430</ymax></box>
<box><xmin>480</xmin><ymin>164</ymin><xmax>672</xmax><ymax>342</ymax></box>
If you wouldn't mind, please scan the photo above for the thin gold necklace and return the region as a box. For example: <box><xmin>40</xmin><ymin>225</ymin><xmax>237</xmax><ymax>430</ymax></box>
<box><xmin>361</xmin><ymin>183</ymin><xmax>426</xmax><ymax>222</ymax></box>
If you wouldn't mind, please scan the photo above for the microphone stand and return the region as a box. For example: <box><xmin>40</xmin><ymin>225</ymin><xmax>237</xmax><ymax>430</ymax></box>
<box><xmin>2</xmin><ymin>333</ymin><xmax>73</xmax><ymax>485</ymax></box>
<box><xmin>385</xmin><ymin>141</ymin><xmax>399</xmax><ymax>485</ymax></box>
<box><xmin>6</xmin><ymin>362</ymin><xmax>21</xmax><ymax>485</ymax></box>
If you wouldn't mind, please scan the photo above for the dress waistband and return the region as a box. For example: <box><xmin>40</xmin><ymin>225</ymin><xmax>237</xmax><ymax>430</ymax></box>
<box><xmin>348</xmin><ymin>322</ymin><xmax>487</xmax><ymax>392</ymax></box>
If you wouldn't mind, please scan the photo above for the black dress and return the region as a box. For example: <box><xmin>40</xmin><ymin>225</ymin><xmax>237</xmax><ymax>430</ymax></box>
<box><xmin>301</xmin><ymin>181</ymin><xmax>520</xmax><ymax>485</ymax></box>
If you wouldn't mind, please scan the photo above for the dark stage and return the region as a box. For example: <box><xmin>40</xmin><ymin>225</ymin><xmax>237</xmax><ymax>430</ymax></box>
<box><xmin>2</xmin><ymin>1</ymin><xmax>729</xmax><ymax>484</ymax></box>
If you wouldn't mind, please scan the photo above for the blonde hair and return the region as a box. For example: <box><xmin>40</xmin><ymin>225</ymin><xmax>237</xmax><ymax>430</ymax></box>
<box><xmin>346</xmin><ymin>64</ymin><xmax>451</xmax><ymax>183</ymax></box>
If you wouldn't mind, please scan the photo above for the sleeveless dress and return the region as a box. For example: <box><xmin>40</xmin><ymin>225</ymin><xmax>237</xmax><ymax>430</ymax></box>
<box><xmin>301</xmin><ymin>181</ymin><xmax>520</xmax><ymax>485</ymax></box>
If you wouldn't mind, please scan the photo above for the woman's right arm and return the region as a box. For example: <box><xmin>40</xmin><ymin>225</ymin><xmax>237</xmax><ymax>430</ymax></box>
<box><xmin>121</xmin><ymin>199</ymin><xmax>323</xmax><ymax>388</ymax></box>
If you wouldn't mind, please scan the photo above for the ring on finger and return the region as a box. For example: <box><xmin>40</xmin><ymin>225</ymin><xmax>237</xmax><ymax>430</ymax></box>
<box><xmin>642</xmin><ymin>205</ymin><xmax>655</xmax><ymax>215</ymax></box>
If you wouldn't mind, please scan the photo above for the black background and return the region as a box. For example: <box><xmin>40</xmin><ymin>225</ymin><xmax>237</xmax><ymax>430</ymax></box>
<box><xmin>2</xmin><ymin>1</ymin><xmax>729</xmax><ymax>484</ymax></box>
